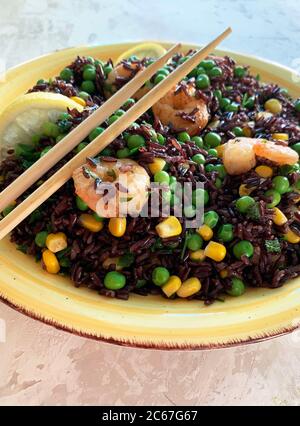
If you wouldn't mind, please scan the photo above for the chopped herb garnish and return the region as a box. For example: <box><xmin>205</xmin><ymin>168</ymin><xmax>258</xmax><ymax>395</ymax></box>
<box><xmin>242</xmin><ymin>93</ymin><xmax>249</xmax><ymax>107</ymax></box>
<box><xmin>118</xmin><ymin>253</ymin><xmax>135</xmax><ymax>268</ymax></box>
<box><xmin>17</xmin><ymin>244</ymin><xmax>28</xmax><ymax>254</ymax></box>
<box><xmin>245</xmin><ymin>202</ymin><xmax>261</xmax><ymax>221</ymax></box>
<box><xmin>265</xmin><ymin>238</ymin><xmax>281</xmax><ymax>253</ymax></box>
<box><xmin>29</xmin><ymin>209</ymin><xmax>42</xmax><ymax>224</ymax></box>
<box><xmin>180</xmin><ymin>231</ymin><xmax>190</xmax><ymax>260</ymax></box>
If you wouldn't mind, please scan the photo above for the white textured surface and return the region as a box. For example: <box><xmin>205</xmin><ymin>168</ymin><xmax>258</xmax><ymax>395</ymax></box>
<box><xmin>1</xmin><ymin>0</ymin><xmax>300</xmax><ymax>406</ymax></box>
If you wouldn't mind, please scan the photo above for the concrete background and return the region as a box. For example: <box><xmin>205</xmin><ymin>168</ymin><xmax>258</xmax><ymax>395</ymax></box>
<box><xmin>0</xmin><ymin>0</ymin><xmax>300</xmax><ymax>406</ymax></box>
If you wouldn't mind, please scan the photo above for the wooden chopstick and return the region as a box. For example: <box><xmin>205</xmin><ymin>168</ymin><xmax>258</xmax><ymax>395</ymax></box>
<box><xmin>0</xmin><ymin>43</ymin><xmax>181</xmax><ymax>213</ymax></box>
<box><xmin>0</xmin><ymin>27</ymin><xmax>232</xmax><ymax>240</ymax></box>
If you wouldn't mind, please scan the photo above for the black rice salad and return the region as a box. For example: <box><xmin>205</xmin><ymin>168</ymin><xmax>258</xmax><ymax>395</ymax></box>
<box><xmin>1</xmin><ymin>49</ymin><xmax>300</xmax><ymax>304</ymax></box>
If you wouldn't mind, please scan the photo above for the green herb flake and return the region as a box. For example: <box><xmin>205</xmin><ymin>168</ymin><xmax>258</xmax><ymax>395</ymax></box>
<box><xmin>265</xmin><ymin>238</ymin><xmax>281</xmax><ymax>253</ymax></box>
<box><xmin>245</xmin><ymin>203</ymin><xmax>261</xmax><ymax>221</ymax></box>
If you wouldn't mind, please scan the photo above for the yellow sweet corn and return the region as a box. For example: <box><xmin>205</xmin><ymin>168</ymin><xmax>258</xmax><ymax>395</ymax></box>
<box><xmin>284</xmin><ymin>229</ymin><xmax>300</xmax><ymax>244</ymax></box>
<box><xmin>216</xmin><ymin>144</ymin><xmax>225</xmax><ymax>158</ymax></box>
<box><xmin>156</xmin><ymin>216</ymin><xmax>182</xmax><ymax>238</ymax></box>
<box><xmin>255</xmin><ymin>165</ymin><xmax>273</xmax><ymax>178</ymax></box>
<box><xmin>189</xmin><ymin>249</ymin><xmax>206</xmax><ymax>262</ymax></box>
<box><xmin>108</xmin><ymin>217</ymin><xmax>127</xmax><ymax>237</ymax></box>
<box><xmin>271</xmin><ymin>133</ymin><xmax>289</xmax><ymax>141</ymax></box>
<box><xmin>264</xmin><ymin>98</ymin><xmax>282</xmax><ymax>114</ymax></box>
<box><xmin>204</xmin><ymin>241</ymin><xmax>227</xmax><ymax>262</ymax></box>
<box><xmin>177</xmin><ymin>277</ymin><xmax>201</xmax><ymax>298</ymax></box>
<box><xmin>197</xmin><ymin>224</ymin><xmax>213</xmax><ymax>241</ymax></box>
<box><xmin>220</xmin><ymin>269</ymin><xmax>228</xmax><ymax>279</ymax></box>
<box><xmin>239</xmin><ymin>184</ymin><xmax>254</xmax><ymax>197</ymax></box>
<box><xmin>42</xmin><ymin>249</ymin><xmax>60</xmax><ymax>274</ymax></box>
<box><xmin>242</xmin><ymin>126</ymin><xmax>252</xmax><ymax>137</ymax></box>
<box><xmin>70</xmin><ymin>96</ymin><xmax>86</xmax><ymax>107</ymax></box>
<box><xmin>162</xmin><ymin>275</ymin><xmax>182</xmax><ymax>298</ymax></box>
<box><xmin>102</xmin><ymin>256</ymin><xmax>122</xmax><ymax>271</ymax></box>
<box><xmin>46</xmin><ymin>232</ymin><xmax>67</xmax><ymax>253</ymax></box>
<box><xmin>80</xmin><ymin>214</ymin><xmax>104</xmax><ymax>232</ymax></box>
<box><xmin>272</xmin><ymin>207</ymin><xmax>288</xmax><ymax>226</ymax></box>
<box><xmin>149</xmin><ymin>158</ymin><xmax>166</xmax><ymax>175</ymax></box>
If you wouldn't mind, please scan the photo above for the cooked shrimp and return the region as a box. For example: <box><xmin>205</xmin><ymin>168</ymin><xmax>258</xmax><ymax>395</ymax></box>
<box><xmin>72</xmin><ymin>158</ymin><xmax>150</xmax><ymax>218</ymax></box>
<box><xmin>152</xmin><ymin>82</ymin><xmax>209</xmax><ymax>136</ymax></box>
<box><xmin>105</xmin><ymin>61</ymin><xmax>145</xmax><ymax>98</ymax></box>
<box><xmin>223</xmin><ymin>137</ymin><xmax>299</xmax><ymax>175</ymax></box>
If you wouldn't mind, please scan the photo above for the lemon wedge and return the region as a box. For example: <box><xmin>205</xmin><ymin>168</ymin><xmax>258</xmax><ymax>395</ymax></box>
<box><xmin>116</xmin><ymin>42</ymin><xmax>167</xmax><ymax>64</ymax></box>
<box><xmin>0</xmin><ymin>92</ymin><xmax>83</xmax><ymax>160</ymax></box>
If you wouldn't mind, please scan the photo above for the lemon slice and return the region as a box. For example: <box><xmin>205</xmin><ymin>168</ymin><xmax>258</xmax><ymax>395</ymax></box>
<box><xmin>116</xmin><ymin>42</ymin><xmax>167</xmax><ymax>64</ymax></box>
<box><xmin>0</xmin><ymin>92</ymin><xmax>84</xmax><ymax>160</ymax></box>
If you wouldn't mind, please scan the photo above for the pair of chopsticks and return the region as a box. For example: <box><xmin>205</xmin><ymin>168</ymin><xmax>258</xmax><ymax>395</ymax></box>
<box><xmin>0</xmin><ymin>27</ymin><xmax>232</xmax><ymax>240</ymax></box>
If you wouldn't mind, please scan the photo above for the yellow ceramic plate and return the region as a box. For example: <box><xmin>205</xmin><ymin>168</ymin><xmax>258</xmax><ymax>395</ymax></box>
<box><xmin>0</xmin><ymin>42</ymin><xmax>300</xmax><ymax>350</ymax></box>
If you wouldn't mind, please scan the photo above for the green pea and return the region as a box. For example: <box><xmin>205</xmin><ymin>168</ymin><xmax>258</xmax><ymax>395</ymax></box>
<box><xmin>32</xmin><ymin>134</ymin><xmax>41</xmax><ymax>145</ymax></box>
<box><xmin>226</xmin><ymin>102</ymin><xmax>239</xmax><ymax>112</ymax></box>
<box><xmin>152</xmin><ymin>267</ymin><xmax>170</xmax><ymax>286</ymax></box>
<box><xmin>192</xmin><ymin>188</ymin><xmax>209</xmax><ymax>206</ymax></box>
<box><xmin>2</xmin><ymin>204</ymin><xmax>16</xmax><ymax>217</ymax></box>
<box><xmin>83</xmin><ymin>66</ymin><xmax>96</xmax><ymax>81</ymax></box>
<box><xmin>100</xmin><ymin>147</ymin><xmax>113</xmax><ymax>156</ymax></box>
<box><xmin>264</xmin><ymin>189</ymin><xmax>281</xmax><ymax>208</ymax></box>
<box><xmin>233</xmin><ymin>240</ymin><xmax>254</xmax><ymax>259</ymax></box>
<box><xmin>204</xmin><ymin>211</ymin><xmax>219</xmax><ymax>228</ymax></box>
<box><xmin>78</xmin><ymin>91</ymin><xmax>90</xmax><ymax>100</ymax></box>
<box><xmin>220</xmin><ymin>97</ymin><xmax>231</xmax><ymax>110</ymax></box>
<box><xmin>184</xmin><ymin>205</ymin><xmax>196</xmax><ymax>218</ymax></box>
<box><xmin>280</xmin><ymin>88</ymin><xmax>289</xmax><ymax>97</ymax></box>
<box><xmin>123</xmin><ymin>98</ymin><xmax>135</xmax><ymax>109</ymax></box>
<box><xmin>191</xmin><ymin>136</ymin><xmax>204</xmax><ymax>148</ymax></box>
<box><xmin>157</xmin><ymin>68</ymin><xmax>169</xmax><ymax>77</ymax></box>
<box><xmin>234</xmin><ymin>66</ymin><xmax>246</xmax><ymax>78</ymax></box>
<box><xmin>76</xmin><ymin>195</ymin><xmax>88</xmax><ymax>211</ymax></box>
<box><xmin>213</xmin><ymin>89</ymin><xmax>222</xmax><ymax>100</ymax></box>
<box><xmin>294</xmin><ymin>99</ymin><xmax>300</xmax><ymax>113</ymax></box>
<box><xmin>59</xmin><ymin>112</ymin><xmax>72</xmax><ymax>121</ymax></box>
<box><xmin>236</xmin><ymin>196</ymin><xmax>256</xmax><ymax>213</ymax></box>
<box><xmin>178</xmin><ymin>132</ymin><xmax>190</xmax><ymax>143</ymax></box>
<box><xmin>154</xmin><ymin>74</ymin><xmax>166</xmax><ymax>85</ymax></box>
<box><xmin>218</xmin><ymin>224</ymin><xmax>234</xmax><ymax>242</ymax></box>
<box><xmin>35</xmin><ymin>231</ymin><xmax>48</xmax><ymax>248</ymax></box>
<box><xmin>215</xmin><ymin>177</ymin><xmax>222</xmax><ymax>189</ymax></box>
<box><xmin>40</xmin><ymin>146</ymin><xmax>52</xmax><ymax>157</ymax></box>
<box><xmin>232</xmin><ymin>126</ymin><xmax>244</xmax><ymax>137</ymax></box>
<box><xmin>75</xmin><ymin>142</ymin><xmax>88</xmax><ymax>153</ymax></box>
<box><xmin>272</xmin><ymin>176</ymin><xmax>290</xmax><ymax>194</ymax></box>
<box><xmin>103</xmin><ymin>64</ymin><xmax>113</xmax><ymax>75</ymax></box>
<box><xmin>188</xmin><ymin>68</ymin><xmax>198</xmax><ymax>78</ymax></box>
<box><xmin>83</xmin><ymin>63</ymin><xmax>95</xmax><ymax>72</ymax></box>
<box><xmin>291</xmin><ymin>143</ymin><xmax>300</xmax><ymax>155</ymax></box>
<box><xmin>89</xmin><ymin>127</ymin><xmax>104</xmax><ymax>141</ymax></box>
<box><xmin>154</xmin><ymin>171</ymin><xmax>170</xmax><ymax>184</ymax></box>
<box><xmin>60</xmin><ymin>67</ymin><xmax>73</xmax><ymax>82</ymax></box>
<box><xmin>108</xmin><ymin>114</ymin><xmax>119</xmax><ymax>125</ymax></box>
<box><xmin>196</xmin><ymin>66</ymin><xmax>206</xmax><ymax>75</ymax></box>
<box><xmin>209</xmin><ymin>66</ymin><xmax>223</xmax><ymax>78</ymax></box>
<box><xmin>187</xmin><ymin>233</ymin><xmax>203</xmax><ymax>251</ymax></box>
<box><xmin>205</xmin><ymin>164</ymin><xmax>215</xmax><ymax>173</ymax></box>
<box><xmin>157</xmin><ymin>133</ymin><xmax>166</xmax><ymax>145</ymax></box>
<box><xmin>117</xmin><ymin>147</ymin><xmax>130</xmax><ymax>158</ymax></box>
<box><xmin>213</xmin><ymin>164</ymin><xmax>227</xmax><ymax>179</ymax></box>
<box><xmin>192</xmin><ymin>153</ymin><xmax>205</xmax><ymax>165</ymax></box>
<box><xmin>42</xmin><ymin>122</ymin><xmax>60</xmax><ymax>138</ymax></box>
<box><xmin>279</xmin><ymin>164</ymin><xmax>300</xmax><ymax>175</ymax></box>
<box><xmin>127</xmin><ymin>134</ymin><xmax>145</xmax><ymax>149</ymax></box>
<box><xmin>36</xmin><ymin>79</ymin><xmax>47</xmax><ymax>85</ymax></box>
<box><xmin>196</xmin><ymin>74</ymin><xmax>210</xmax><ymax>89</ymax></box>
<box><xmin>207</xmin><ymin>148</ymin><xmax>218</xmax><ymax>157</ymax></box>
<box><xmin>200</xmin><ymin>59</ymin><xmax>215</xmax><ymax>70</ymax></box>
<box><xmin>81</xmin><ymin>80</ymin><xmax>96</xmax><ymax>94</ymax></box>
<box><xmin>294</xmin><ymin>179</ymin><xmax>300</xmax><ymax>190</ymax></box>
<box><xmin>226</xmin><ymin>277</ymin><xmax>245</xmax><ymax>297</ymax></box>
<box><xmin>204</xmin><ymin>132</ymin><xmax>221</xmax><ymax>148</ymax></box>
<box><xmin>104</xmin><ymin>271</ymin><xmax>126</xmax><ymax>290</ymax></box>
<box><xmin>244</xmin><ymin>96</ymin><xmax>255</xmax><ymax>109</ymax></box>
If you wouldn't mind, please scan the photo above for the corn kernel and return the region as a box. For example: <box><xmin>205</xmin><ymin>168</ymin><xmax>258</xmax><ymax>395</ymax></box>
<box><xmin>177</xmin><ymin>277</ymin><xmax>201</xmax><ymax>298</ymax></box>
<box><xmin>272</xmin><ymin>207</ymin><xmax>288</xmax><ymax>226</ymax></box>
<box><xmin>70</xmin><ymin>96</ymin><xmax>86</xmax><ymax>107</ymax></box>
<box><xmin>108</xmin><ymin>217</ymin><xmax>127</xmax><ymax>237</ymax></box>
<box><xmin>46</xmin><ymin>232</ymin><xmax>67</xmax><ymax>253</ymax></box>
<box><xmin>80</xmin><ymin>214</ymin><xmax>104</xmax><ymax>232</ymax></box>
<box><xmin>220</xmin><ymin>269</ymin><xmax>228</xmax><ymax>278</ymax></box>
<box><xmin>239</xmin><ymin>184</ymin><xmax>255</xmax><ymax>196</ymax></box>
<box><xmin>284</xmin><ymin>228</ymin><xmax>300</xmax><ymax>244</ymax></box>
<box><xmin>216</xmin><ymin>144</ymin><xmax>225</xmax><ymax>158</ymax></box>
<box><xmin>255</xmin><ymin>165</ymin><xmax>273</xmax><ymax>178</ymax></box>
<box><xmin>242</xmin><ymin>126</ymin><xmax>252</xmax><ymax>137</ymax></box>
<box><xmin>271</xmin><ymin>133</ymin><xmax>289</xmax><ymax>141</ymax></box>
<box><xmin>162</xmin><ymin>275</ymin><xmax>182</xmax><ymax>298</ymax></box>
<box><xmin>264</xmin><ymin>98</ymin><xmax>282</xmax><ymax>115</ymax></box>
<box><xmin>197</xmin><ymin>224</ymin><xmax>213</xmax><ymax>241</ymax></box>
<box><xmin>149</xmin><ymin>158</ymin><xmax>166</xmax><ymax>175</ymax></box>
<box><xmin>256</xmin><ymin>111</ymin><xmax>273</xmax><ymax>121</ymax></box>
<box><xmin>42</xmin><ymin>249</ymin><xmax>60</xmax><ymax>274</ymax></box>
<box><xmin>156</xmin><ymin>216</ymin><xmax>182</xmax><ymax>238</ymax></box>
<box><xmin>102</xmin><ymin>256</ymin><xmax>122</xmax><ymax>271</ymax></box>
<box><xmin>204</xmin><ymin>241</ymin><xmax>227</xmax><ymax>262</ymax></box>
<box><xmin>189</xmin><ymin>249</ymin><xmax>206</xmax><ymax>262</ymax></box>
